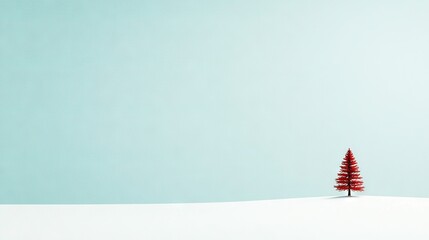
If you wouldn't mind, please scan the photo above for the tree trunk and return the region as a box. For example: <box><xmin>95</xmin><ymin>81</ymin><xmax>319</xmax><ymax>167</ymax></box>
<box><xmin>347</xmin><ymin>156</ymin><xmax>351</xmax><ymax>197</ymax></box>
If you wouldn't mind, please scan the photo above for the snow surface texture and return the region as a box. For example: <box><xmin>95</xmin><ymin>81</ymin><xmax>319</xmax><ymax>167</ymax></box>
<box><xmin>1</xmin><ymin>196</ymin><xmax>428</xmax><ymax>240</ymax></box>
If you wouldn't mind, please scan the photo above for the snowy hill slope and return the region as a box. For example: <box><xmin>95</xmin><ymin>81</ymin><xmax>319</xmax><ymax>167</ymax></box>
<box><xmin>1</xmin><ymin>196</ymin><xmax>428</xmax><ymax>240</ymax></box>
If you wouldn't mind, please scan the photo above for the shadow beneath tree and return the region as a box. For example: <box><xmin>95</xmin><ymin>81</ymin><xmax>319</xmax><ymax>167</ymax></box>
<box><xmin>327</xmin><ymin>196</ymin><xmax>360</xmax><ymax>199</ymax></box>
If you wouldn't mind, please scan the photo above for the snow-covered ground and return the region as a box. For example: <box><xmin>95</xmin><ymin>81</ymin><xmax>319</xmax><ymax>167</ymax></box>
<box><xmin>1</xmin><ymin>196</ymin><xmax>428</xmax><ymax>240</ymax></box>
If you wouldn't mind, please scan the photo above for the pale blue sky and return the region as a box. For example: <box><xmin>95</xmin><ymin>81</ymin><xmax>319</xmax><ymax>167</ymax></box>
<box><xmin>1</xmin><ymin>0</ymin><xmax>429</xmax><ymax>203</ymax></box>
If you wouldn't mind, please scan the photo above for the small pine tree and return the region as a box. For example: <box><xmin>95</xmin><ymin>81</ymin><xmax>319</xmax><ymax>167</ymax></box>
<box><xmin>334</xmin><ymin>148</ymin><xmax>364</xmax><ymax>196</ymax></box>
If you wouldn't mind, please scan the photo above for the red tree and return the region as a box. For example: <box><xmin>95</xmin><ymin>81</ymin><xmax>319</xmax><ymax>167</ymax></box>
<box><xmin>334</xmin><ymin>148</ymin><xmax>364</xmax><ymax>196</ymax></box>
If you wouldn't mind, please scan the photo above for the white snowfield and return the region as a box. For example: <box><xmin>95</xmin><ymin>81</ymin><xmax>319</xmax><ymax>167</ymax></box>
<box><xmin>1</xmin><ymin>196</ymin><xmax>428</xmax><ymax>240</ymax></box>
